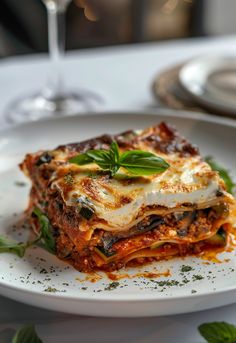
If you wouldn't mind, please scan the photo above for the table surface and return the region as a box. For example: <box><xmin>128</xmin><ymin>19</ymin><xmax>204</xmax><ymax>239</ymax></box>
<box><xmin>1</xmin><ymin>35</ymin><xmax>236</xmax><ymax>342</ymax></box>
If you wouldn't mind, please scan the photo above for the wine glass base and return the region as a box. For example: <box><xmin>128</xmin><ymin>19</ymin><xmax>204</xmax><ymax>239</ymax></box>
<box><xmin>5</xmin><ymin>90</ymin><xmax>104</xmax><ymax>124</ymax></box>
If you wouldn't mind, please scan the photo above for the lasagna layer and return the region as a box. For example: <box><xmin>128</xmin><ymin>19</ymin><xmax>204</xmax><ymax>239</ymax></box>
<box><xmin>20</xmin><ymin>122</ymin><xmax>235</xmax><ymax>272</ymax></box>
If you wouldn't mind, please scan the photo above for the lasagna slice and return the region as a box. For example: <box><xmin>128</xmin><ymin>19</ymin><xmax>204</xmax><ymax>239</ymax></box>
<box><xmin>20</xmin><ymin>122</ymin><xmax>235</xmax><ymax>272</ymax></box>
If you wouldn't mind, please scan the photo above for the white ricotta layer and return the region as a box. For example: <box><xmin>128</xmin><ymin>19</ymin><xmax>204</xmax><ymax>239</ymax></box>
<box><xmin>54</xmin><ymin>153</ymin><xmax>224</xmax><ymax>229</ymax></box>
<box><xmin>95</xmin><ymin>180</ymin><xmax>219</xmax><ymax>227</ymax></box>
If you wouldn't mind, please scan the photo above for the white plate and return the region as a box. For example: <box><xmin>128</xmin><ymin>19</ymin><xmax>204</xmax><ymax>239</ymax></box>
<box><xmin>0</xmin><ymin>110</ymin><xmax>236</xmax><ymax>318</ymax></box>
<box><xmin>179</xmin><ymin>56</ymin><xmax>236</xmax><ymax>116</ymax></box>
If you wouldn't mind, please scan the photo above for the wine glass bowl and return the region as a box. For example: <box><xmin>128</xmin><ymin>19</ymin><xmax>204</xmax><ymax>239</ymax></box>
<box><xmin>5</xmin><ymin>0</ymin><xmax>103</xmax><ymax>123</ymax></box>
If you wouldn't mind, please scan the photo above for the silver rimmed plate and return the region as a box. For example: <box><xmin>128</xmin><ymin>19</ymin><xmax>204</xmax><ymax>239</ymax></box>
<box><xmin>179</xmin><ymin>56</ymin><xmax>236</xmax><ymax>116</ymax></box>
<box><xmin>0</xmin><ymin>110</ymin><xmax>236</xmax><ymax>317</ymax></box>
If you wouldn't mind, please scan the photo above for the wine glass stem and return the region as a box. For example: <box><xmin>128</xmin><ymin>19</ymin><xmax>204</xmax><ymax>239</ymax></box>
<box><xmin>45</xmin><ymin>2</ymin><xmax>68</xmax><ymax>98</ymax></box>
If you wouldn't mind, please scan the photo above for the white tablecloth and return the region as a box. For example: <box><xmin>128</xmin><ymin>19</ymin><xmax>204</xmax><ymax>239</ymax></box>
<box><xmin>1</xmin><ymin>35</ymin><xmax>236</xmax><ymax>342</ymax></box>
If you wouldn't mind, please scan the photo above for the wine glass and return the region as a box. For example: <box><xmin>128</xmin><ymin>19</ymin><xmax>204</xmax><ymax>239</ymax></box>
<box><xmin>5</xmin><ymin>0</ymin><xmax>103</xmax><ymax>124</ymax></box>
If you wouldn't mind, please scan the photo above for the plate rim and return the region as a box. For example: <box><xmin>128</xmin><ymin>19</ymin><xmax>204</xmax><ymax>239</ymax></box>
<box><xmin>179</xmin><ymin>55</ymin><xmax>236</xmax><ymax>115</ymax></box>
<box><xmin>1</xmin><ymin>109</ymin><xmax>236</xmax><ymax>304</ymax></box>
<box><xmin>2</xmin><ymin>108</ymin><xmax>236</xmax><ymax>135</ymax></box>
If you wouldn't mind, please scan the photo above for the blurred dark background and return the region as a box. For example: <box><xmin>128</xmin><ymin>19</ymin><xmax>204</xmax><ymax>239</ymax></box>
<box><xmin>0</xmin><ymin>0</ymin><xmax>235</xmax><ymax>58</ymax></box>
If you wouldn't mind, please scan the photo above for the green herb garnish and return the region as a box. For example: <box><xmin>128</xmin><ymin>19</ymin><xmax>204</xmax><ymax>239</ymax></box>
<box><xmin>104</xmin><ymin>281</ymin><xmax>120</xmax><ymax>291</ymax></box>
<box><xmin>205</xmin><ymin>156</ymin><xmax>235</xmax><ymax>194</ymax></box>
<box><xmin>69</xmin><ymin>141</ymin><xmax>169</xmax><ymax>176</ymax></box>
<box><xmin>12</xmin><ymin>324</ymin><xmax>42</xmax><ymax>343</ymax></box>
<box><xmin>198</xmin><ymin>322</ymin><xmax>236</xmax><ymax>343</ymax></box>
<box><xmin>0</xmin><ymin>216</ymin><xmax>45</xmax><ymax>257</ymax></box>
<box><xmin>43</xmin><ymin>287</ymin><xmax>59</xmax><ymax>293</ymax></box>
<box><xmin>192</xmin><ymin>274</ymin><xmax>204</xmax><ymax>281</ymax></box>
<box><xmin>7</xmin><ymin>320</ymin><xmax>236</xmax><ymax>343</ymax></box>
<box><xmin>0</xmin><ymin>235</ymin><xmax>27</xmax><ymax>257</ymax></box>
<box><xmin>33</xmin><ymin>208</ymin><xmax>56</xmax><ymax>254</ymax></box>
<box><xmin>180</xmin><ymin>265</ymin><xmax>193</xmax><ymax>273</ymax></box>
<box><xmin>0</xmin><ymin>208</ymin><xmax>55</xmax><ymax>258</ymax></box>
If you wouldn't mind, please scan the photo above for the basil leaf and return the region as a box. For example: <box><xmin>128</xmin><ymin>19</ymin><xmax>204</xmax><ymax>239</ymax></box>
<box><xmin>198</xmin><ymin>322</ymin><xmax>236</xmax><ymax>343</ymax></box>
<box><xmin>205</xmin><ymin>156</ymin><xmax>235</xmax><ymax>194</ymax></box>
<box><xmin>120</xmin><ymin>150</ymin><xmax>169</xmax><ymax>175</ymax></box>
<box><xmin>69</xmin><ymin>153</ymin><xmax>94</xmax><ymax>165</ymax></box>
<box><xmin>69</xmin><ymin>150</ymin><xmax>113</xmax><ymax>170</ymax></box>
<box><xmin>110</xmin><ymin>141</ymin><xmax>120</xmax><ymax>164</ymax></box>
<box><xmin>109</xmin><ymin>142</ymin><xmax>121</xmax><ymax>176</ymax></box>
<box><xmin>86</xmin><ymin>148</ymin><xmax>120</xmax><ymax>175</ymax></box>
<box><xmin>33</xmin><ymin>208</ymin><xmax>56</xmax><ymax>254</ymax></box>
<box><xmin>12</xmin><ymin>325</ymin><xmax>42</xmax><ymax>343</ymax></box>
<box><xmin>0</xmin><ymin>209</ymin><xmax>55</xmax><ymax>258</ymax></box>
<box><xmin>69</xmin><ymin>141</ymin><xmax>169</xmax><ymax>176</ymax></box>
<box><xmin>110</xmin><ymin>164</ymin><xmax>120</xmax><ymax>176</ymax></box>
<box><xmin>0</xmin><ymin>235</ymin><xmax>26</xmax><ymax>257</ymax></box>
<box><xmin>87</xmin><ymin>150</ymin><xmax>113</xmax><ymax>169</ymax></box>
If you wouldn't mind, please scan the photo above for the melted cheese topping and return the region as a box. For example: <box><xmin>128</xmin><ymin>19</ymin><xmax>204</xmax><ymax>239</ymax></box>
<box><xmin>52</xmin><ymin>152</ymin><xmax>231</xmax><ymax>230</ymax></box>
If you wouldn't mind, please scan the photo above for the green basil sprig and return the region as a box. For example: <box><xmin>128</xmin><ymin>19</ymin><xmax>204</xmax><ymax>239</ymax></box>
<box><xmin>0</xmin><ymin>208</ymin><xmax>55</xmax><ymax>258</ymax></box>
<box><xmin>33</xmin><ymin>208</ymin><xmax>56</xmax><ymax>254</ymax></box>
<box><xmin>198</xmin><ymin>321</ymin><xmax>236</xmax><ymax>343</ymax></box>
<box><xmin>205</xmin><ymin>156</ymin><xmax>235</xmax><ymax>194</ymax></box>
<box><xmin>5</xmin><ymin>320</ymin><xmax>236</xmax><ymax>343</ymax></box>
<box><xmin>69</xmin><ymin>141</ymin><xmax>169</xmax><ymax>176</ymax></box>
<box><xmin>12</xmin><ymin>325</ymin><xmax>42</xmax><ymax>343</ymax></box>
<box><xmin>0</xmin><ymin>236</ymin><xmax>27</xmax><ymax>257</ymax></box>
